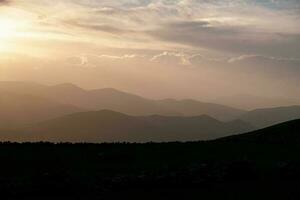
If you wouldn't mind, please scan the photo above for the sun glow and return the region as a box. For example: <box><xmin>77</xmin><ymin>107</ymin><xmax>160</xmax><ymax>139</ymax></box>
<box><xmin>0</xmin><ymin>18</ymin><xmax>17</xmax><ymax>39</ymax></box>
<box><xmin>0</xmin><ymin>17</ymin><xmax>31</xmax><ymax>53</ymax></box>
<box><xmin>0</xmin><ymin>18</ymin><xmax>17</xmax><ymax>52</ymax></box>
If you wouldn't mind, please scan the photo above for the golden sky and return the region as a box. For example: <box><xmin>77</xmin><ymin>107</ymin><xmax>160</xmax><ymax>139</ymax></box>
<box><xmin>0</xmin><ymin>0</ymin><xmax>299</xmax><ymax>100</ymax></box>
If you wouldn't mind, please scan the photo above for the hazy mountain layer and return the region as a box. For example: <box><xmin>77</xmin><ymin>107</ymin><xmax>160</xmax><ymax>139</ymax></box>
<box><xmin>0</xmin><ymin>110</ymin><xmax>254</xmax><ymax>142</ymax></box>
<box><xmin>214</xmin><ymin>94</ymin><xmax>300</xmax><ymax>110</ymax></box>
<box><xmin>157</xmin><ymin>98</ymin><xmax>245</xmax><ymax>121</ymax></box>
<box><xmin>0</xmin><ymin>91</ymin><xmax>83</xmax><ymax>127</ymax></box>
<box><xmin>0</xmin><ymin>81</ymin><xmax>245</xmax><ymax>121</ymax></box>
<box><xmin>1</xmin><ymin>81</ymin><xmax>300</xmax><ymax>142</ymax></box>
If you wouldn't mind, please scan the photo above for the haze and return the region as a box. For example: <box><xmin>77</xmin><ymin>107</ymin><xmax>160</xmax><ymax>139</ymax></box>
<box><xmin>0</xmin><ymin>0</ymin><xmax>299</xmax><ymax>109</ymax></box>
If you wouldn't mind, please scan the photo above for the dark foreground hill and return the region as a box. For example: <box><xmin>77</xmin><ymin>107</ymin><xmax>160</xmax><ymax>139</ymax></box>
<box><xmin>0</xmin><ymin>110</ymin><xmax>254</xmax><ymax>142</ymax></box>
<box><xmin>219</xmin><ymin>119</ymin><xmax>300</xmax><ymax>144</ymax></box>
<box><xmin>0</xmin><ymin>119</ymin><xmax>299</xmax><ymax>199</ymax></box>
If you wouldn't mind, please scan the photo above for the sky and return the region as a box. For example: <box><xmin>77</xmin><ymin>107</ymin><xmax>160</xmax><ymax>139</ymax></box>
<box><xmin>0</xmin><ymin>0</ymin><xmax>299</xmax><ymax>102</ymax></box>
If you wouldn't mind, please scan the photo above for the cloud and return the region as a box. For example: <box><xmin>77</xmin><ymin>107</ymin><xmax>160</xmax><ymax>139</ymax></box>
<box><xmin>150</xmin><ymin>51</ymin><xmax>226</xmax><ymax>67</ymax></box>
<box><xmin>66</xmin><ymin>53</ymin><xmax>146</xmax><ymax>68</ymax></box>
<box><xmin>1</xmin><ymin>0</ymin><xmax>300</xmax><ymax>99</ymax></box>
<box><xmin>151</xmin><ymin>52</ymin><xmax>191</xmax><ymax>65</ymax></box>
<box><xmin>61</xmin><ymin>1</ymin><xmax>300</xmax><ymax>57</ymax></box>
<box><xmin>64</xmin><ymin>20</ymin><xmax>133</xmax><ymax>34</ymax></box>
<box><xmin>228</xmin><ymin>54</ymin><xmax>300</xmax><ymax>64</ymax></box>
<box><xmin>0</xmin><ymin>0</ymin><xmax>10</xmax><ymax>6</ymax></box>
<box><xmin>149</xmin><ymin>19</ymin><xmax>300</xmax><ymax>57</ymax></box>
<box><xmin>0</xmin><ymin>0</ymin><xmax>9</xmax><ymax>3</ymax></box>
<box><xmin>3</xmin><ymin>0</ymin><xmax>300</xmax><ymax>57</ymax></box>
<box><xmin>97</xmin><ymin>54</ymin><xmax>141</xmax><ymax>59</ymax></box>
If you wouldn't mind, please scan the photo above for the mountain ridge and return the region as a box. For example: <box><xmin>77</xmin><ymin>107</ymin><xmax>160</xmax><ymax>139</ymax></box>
<box><xmin>0</xmin><ymin>109</ymin><xmax>254</xmax><ymax>143</ymax></box>
<box><xmin>0</xmin><ymin>81</ymin><xmax>245</xmax><ymax>121</ymax></box>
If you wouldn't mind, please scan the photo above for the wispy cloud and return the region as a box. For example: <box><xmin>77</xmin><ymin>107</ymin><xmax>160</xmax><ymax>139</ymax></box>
<box><xmin>4</xmin><ymin>0</ymin><xmax>300</xmax><ymax>57</ymax></box>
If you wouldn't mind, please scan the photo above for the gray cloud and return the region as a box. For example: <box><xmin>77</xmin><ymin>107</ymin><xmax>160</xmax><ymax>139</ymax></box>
<box><xmin>0</xmin><ymin>0</ymin><xmax>10</xmax><ymax>5</ymax></box>
<box><xmin>6</xmin><ymin>0</ymin><xmax>299</xmax><ymax>57</ymax></box>
<box><xmin>148</xmin><ymin>20</ymin><xmax>300</xmax><ymax>57</ymax></box>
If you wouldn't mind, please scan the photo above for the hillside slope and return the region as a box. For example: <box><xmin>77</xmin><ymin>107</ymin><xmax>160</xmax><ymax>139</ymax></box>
<box><xmin>219</xmin><ymin>119</ymin><xmax>300</xmax><ymax>144</ymax></box>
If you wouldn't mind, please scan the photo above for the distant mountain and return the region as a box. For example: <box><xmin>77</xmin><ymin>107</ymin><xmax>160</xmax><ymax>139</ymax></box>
<box><xmin>0</xmin><ymin>81</ymin><xmax>245</xmax><ymax>121</ymax></box>
<box><xmin>157</xmin><ymin>99</ymin><xmax>245</xmax><ymax>121</ymax></box>
<box><xmin>219</xmin><ymin>119</ymin><xmax>300</xmax><ymax>144</ymax></box>
<box><xmin>0</xmin><ymin>91</ymin><xmax>83</xmax><ymax>127</ymax></box>
<box><xmin>214</xmin><ymin>94</ymin><xmax>300</xmax><ymax>110</ymax></box>
<box><xmin>239</xmin><ymin>106</ymin><xmax>300</xmax><ymax>128</ymax></box>
<box><xmin>1</xmin><ymin>110</ymin><xmax>254</xmax><ymax>142</ymax></box>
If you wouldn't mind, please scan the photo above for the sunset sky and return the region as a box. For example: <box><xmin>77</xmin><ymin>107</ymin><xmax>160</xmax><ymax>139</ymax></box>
<box><xmin>0</xmin><ymin>0</ymin><xmax>299</xmax><ymax>100</ymax></box>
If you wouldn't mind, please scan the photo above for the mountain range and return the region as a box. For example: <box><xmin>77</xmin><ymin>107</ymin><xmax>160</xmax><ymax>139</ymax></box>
<box><xmin>0</xmin><ymin>81</ymin><xmax>300</xmax><ymax>142</ymax></box>
<box><xmin>0</xmin><ymin>81</ymin><xmax>245</xmax><ymax>121</ymax></box>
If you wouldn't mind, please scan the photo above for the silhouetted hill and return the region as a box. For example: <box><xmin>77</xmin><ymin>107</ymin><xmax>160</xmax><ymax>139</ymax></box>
<box><xmin>239</xmin><ymin>105</ymin><xmax>300</xmax><ymax>128</ymax></box>
<box><xmin>1</xmin><ymin>110</ymin><xmax>254</xmax><ymax>142</ymax></box>
<box><xmin>0</xmin><ymin>81</ymin><xmax>245</xmax><ymax>121</ymax></box>
<box><xmin>0</xmin><ymin>120</ymin><xmax>299</xmax><ymax>199</ymax></box>
<box><xmin>219</xmin><ymin>119</ymin><xmax>300</xmax><ymax>144</ymax></box>
<box><xmin>0</xmin><ymin>91</ymin><xmax>83</xmax><ymax>127</ymax></box>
